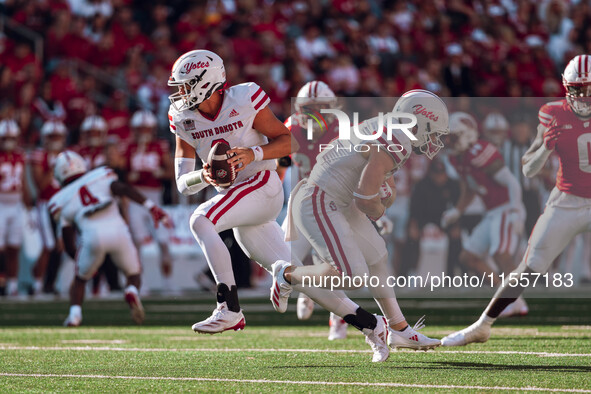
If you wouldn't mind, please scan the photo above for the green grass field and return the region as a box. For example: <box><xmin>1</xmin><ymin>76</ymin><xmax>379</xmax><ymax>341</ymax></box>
<box><xmin>1</xmin><ymin>296</ymin><xmax>590</xmax><ymax>392</ymax></box>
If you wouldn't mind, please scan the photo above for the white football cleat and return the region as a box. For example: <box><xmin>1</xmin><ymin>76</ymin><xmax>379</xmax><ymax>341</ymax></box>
<box><xmin>441</xmin><ymin>320</ymin><xmax>491</xmax><ymax>346</ymax></box>
<box><xmin>328</xmin><ymin>312</ymin><xmax>348</xmax><ymax>340</ymax></box>
<box><xmin>498</xmin><ymin>296</ymin><xmax>529</xmax><ymax>318</ymax></box>
<box><xmin>297</xmin><ymin>293</ymin><xmax>315</xmax><ymax>320</ymax></box>
<box><xmin>388</xmin><ymin>316</ymin><xmax>441</xmax><ymax>350</ymax></box>
<box><xmin>363</xmin><ymin>315</ymin><xmax>390</xmax><ymax>362</ymax></box>
<box><xmin>124</xmin><ymin>290</ymin><xmax>145</xmax><ymax>325</ymax></box>
<box><xmin>270</xmin><ymin>260</ymin><xmax>293</xmax><ymax>313</ymax></box>
<box><xmin>192</xmin><ymin>302</ymin><xmax>246</xmax><ymax>334</ymax></box>
<box><xmin>63</xmin><ymin>315</ymin><xmax>82</xmax><ymax>327</ymax></box>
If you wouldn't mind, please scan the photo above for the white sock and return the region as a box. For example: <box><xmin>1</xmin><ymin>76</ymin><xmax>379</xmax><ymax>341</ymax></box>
<box><xmin>478</xmin><ymin>313</ymin><xmax>496</xmax><ymax>326</ymax></box>
<box><xmin>34</xmin><ymin>279</ymin><xmax>43</xmax><ymax>294</ymax></box>
<box><xmin>190</xmin><ymin>215</ymin><xmax>235</xmax><ymax>286</ymax></box>
<box><xmin>7</xmin><ymin>278</ymin><xmax>18</xmax><ymax>295</ymax></box>
<box><xmin>69</xmin><ymin>305</ymin><xmax>82</xmax><ymax>317</ymax></box>
<box><xmin>125</xmin><ymin>285</ymin><xmax>138</xmax><ymax>295</ymax></box>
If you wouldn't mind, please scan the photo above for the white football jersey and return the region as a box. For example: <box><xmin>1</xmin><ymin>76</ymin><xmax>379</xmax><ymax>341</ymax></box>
<box><xmin>48</xmin><ymin>166</ymin><xmax>126</xmax><ymax>231</ymax></box>
<box><xmin>169</xmin><ymin>82</ymin><xmax>276</xmax><ymax>187</ymax></box>
<box><xmin>308</xmin><ymin>115</ymin><xmax>412</xmax><ymax>205</ymax></box>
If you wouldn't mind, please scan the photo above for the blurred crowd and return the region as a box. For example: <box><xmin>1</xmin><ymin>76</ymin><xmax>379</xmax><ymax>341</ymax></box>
<box><xmin>2</xmin><ymin>0</ymin><xmax>591</xmax><ymax>296</ymax></box>
<box><xmin>2</xmin><ymin>0</ymin><xmax>591</xmax><ymax>147</ymax></box>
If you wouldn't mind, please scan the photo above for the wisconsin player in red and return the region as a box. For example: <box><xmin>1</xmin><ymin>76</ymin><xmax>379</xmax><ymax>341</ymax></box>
<box><xmin>30</xmin><ymin>120</ymin><xmax>67</xmax><ymax>295</ymax></box>
<box><xmin>284</xmin><ymin>81</ymin><xmax>350</xmax><ymax>338</ymax></box>
<box><xmin>441</xmin><ymin>112</ymin><xmax>528</xmax><ymax>317</ymax></box>
<box><xmin>0</xmin><ymin>120</ymin><xmax>31</xmax><ymax>297</ymax></box>
<box><xmin>125</xmin><ymin>109</ymin><xmax>175</xmax><ymax>291</ymax></box>
<box><xmin>442</xmin><ymin>54</ymin><xmax>591</xmax><ymax>346</ymax></box>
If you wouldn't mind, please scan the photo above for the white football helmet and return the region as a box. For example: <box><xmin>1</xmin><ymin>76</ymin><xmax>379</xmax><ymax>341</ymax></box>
<box><xmin>41</xmin><ymin>120</ymin><xmax>67</xmax><ymax>151</ymax></box>
<box><xmin>482</xmin><ymin>112</ymin><xmax>509</xmax><ymax>147</ymax></box>
<box><xmin>294</xmin><ymin>81</ymin><xmax>338</xmax><ymax>135</ymax></box>
<box><xmin>448</xmin><ymin>111</ymin><xmax>479</xmax><ymax>154</ymax></box>
<box><xmin>168</xmin><ymin>49</ymin><xmax>226</xmax><ymax>111</ymax></box>
<box><xmin>393</xmin><ymin>89</ymin><xmax>449</xmax><ymax>159</ymax></box>
<box><xmin>80</xmin><ymin>115</ymin><xmax>108</xmax><ymax>147</ymax></box>
<box><xmin>54</xmin><ymin>150</ymin><xmax>88</xmax><ymax>185</ymax></box>
<box><xmin>0</xmin><ymin>119</ymin><xmax>20</xmax><ymax>151</ymax></box>
<box><xmin>563</xmin><ymin>54</ymin><xmax>591</xmax><ymax>117</ymax></box>
<box><xmin>130</xmin><ymin>109</ymin><xmax>158</xmax><ymax>129</ymax></box>
<box><xmin>295</xmin><ymin>81</ymin><xmax>337</xmax><ymax>110</ymax></box>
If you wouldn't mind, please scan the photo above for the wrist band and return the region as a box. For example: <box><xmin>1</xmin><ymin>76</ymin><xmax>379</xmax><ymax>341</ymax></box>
<box><xmin>251</xmin><ymin>146</ymin><xmax>264</xmax><ymax>162</ymax></box>
<box><xmin>143</xmin><ymin>199</ymin><xmax>155</xmax><ymax>209</ymax></box>
<box><xmin>185</xmin><ymin>169</ymin><xmax>204</xmax><ymax>187</ymax></box>
<box><xmin>353</xmin><ymin>191</ymin><xmax>380</xmax><ymax>200</ymax></box>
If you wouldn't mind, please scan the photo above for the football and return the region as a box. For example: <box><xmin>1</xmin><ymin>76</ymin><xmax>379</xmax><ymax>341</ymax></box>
<box><xmin>207</xmin><ymin>141</ymin><xmax>236</xmax><ymax>188</ymax></box>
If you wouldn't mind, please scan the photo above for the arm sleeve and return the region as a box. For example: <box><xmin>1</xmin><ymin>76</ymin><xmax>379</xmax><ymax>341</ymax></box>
<box><xmin>492</xmin><ymin>166</ymin><xmax>523</xmax><ymax>210</ymax></box>
<box><xmin>175</xmin><ymin>157</ymin><xmax>208</xmax><ymax>196</ymax></box>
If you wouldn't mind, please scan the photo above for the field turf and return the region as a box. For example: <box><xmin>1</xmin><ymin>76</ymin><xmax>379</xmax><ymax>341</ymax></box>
<box><xmin>1</xmin><ymin>296</ymin><xmax>590</xmax><ymax>392</ymax></box>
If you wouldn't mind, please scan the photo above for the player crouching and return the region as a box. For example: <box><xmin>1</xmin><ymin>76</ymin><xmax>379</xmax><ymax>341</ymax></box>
<box><xmin>49</xmin><ymin>151</ymin><xmax>172</xmax><ymax>326</ymax></box>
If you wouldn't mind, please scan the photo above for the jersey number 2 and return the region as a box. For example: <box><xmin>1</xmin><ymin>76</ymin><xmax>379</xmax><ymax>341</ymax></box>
<box><xmin>578</xmin><ymin>133</ymin><xmax>591</xmax><ymax>173</ymax></box>
<box><xmin>79</xmin><ymin>186</ymin><xmax>99</xmax><ymax>206</ymax></box>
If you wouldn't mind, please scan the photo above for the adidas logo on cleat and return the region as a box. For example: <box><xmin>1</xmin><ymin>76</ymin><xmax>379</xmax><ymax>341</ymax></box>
<box><xmin>411</xmin><ymin>335</ymin><xmax>418</xmax><ymax>341</ymax></box>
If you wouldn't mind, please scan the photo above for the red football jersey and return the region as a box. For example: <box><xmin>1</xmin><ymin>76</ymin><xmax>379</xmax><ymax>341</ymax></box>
<box><xmin>538</xmin><ymin>100</ymin><xmax>591</xmax><ymax>198</ymax></box>
<box><xmin>449</xmin><ymin>139</ymin><xmax>509</xmax><ymax>210</ymax></box>
<box><xmin>286</xmin><ymin>116</ymin><xmax>338</xmax><ymax>181</ymax></box>
<box><xmin>125</xmin><ymin>140</ymin><xmax>169</xmax><ymax>189</ymax></box>
<box><xmin>0</xmin><ymin>150</ymin><xmax>25</xmax><ymax>202</ymax></box>
<box><xmin>74</xmin><ymin>145</ymin><xmax>106</xmax><ymax>169</ymax></box>
<box><xmin>29</xmin><ymin>148</ymin><xmax>61</xmax><ymax>201</ymax></box>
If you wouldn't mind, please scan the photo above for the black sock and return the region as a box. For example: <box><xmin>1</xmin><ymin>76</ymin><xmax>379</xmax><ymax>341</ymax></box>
<box><xmin>486</xmin><ymin>297</ymin><xmax>518</xmax><ymax>318</ymax></box>
<box><xmin>343</xmin><ymin>307</ymin><xmax>377</xmax><ymax>331</ymax></box>
<box><xmin>216</xmin><ymin>283</ymin><xmax>240</xmax><ymax>312</ymax></box>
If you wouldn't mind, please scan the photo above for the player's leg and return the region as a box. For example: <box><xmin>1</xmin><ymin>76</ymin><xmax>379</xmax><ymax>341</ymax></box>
<box><xmin>442</xmin><ymin>206</ymin><xmax>586</xmax><ymax>346</ymax></box>
<box><xmin>0</xmin><ymin>208</ymin><xmax>18</xmax><ymax>296</ymax></box>
<box><xmin>143</xmin><ymin>189</ymin><xmax>174</xmax><ymax>291</ymax></box>
<box><xmin>32</xmin><ymin>203</ymin><xmax>55</xmax><ymax>295</ymax></box>
<box><xmin>64</xmin><ymin>234</ymin><xmax>105</xmax><ymax>327</ymax></box>
<box><xmin>107</xmin><ymin>227</ymin><xmax>144</xmax><ymax>324</ymax></box>
<box><xmin>288</xmin><ymin>225</ymin><xmax>316</xmax><ymax>320</ymax></box>
<box><xmin>458</xmin><ymin>214</ymin><xmax>501</xmax><ymax>283</ymax></box>
<box><xmin>489</xmin><ymin>211</ymin><xmax>528</xmax><ymax>318</ymax></box>
<box><xmin>350</xmin><ymin>209</ymin><xmax>441</xmax><ymax>350</ymax></box>
<box><xmin>234</xmin><ymin>221</ymin><xmax>390</xmax><ymax>361</ymax></box>
<box><xmin>189</xmin><ymin>171</ymin><xmax>279</xmax><ymax>333</ymax></box>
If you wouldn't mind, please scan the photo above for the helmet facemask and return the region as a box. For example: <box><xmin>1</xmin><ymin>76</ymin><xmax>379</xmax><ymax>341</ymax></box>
<box><xmin>1</xmin><ymin>137</ymin><xmax>17</xmax><ymax>152</ymax></box>
<box><xmin>168</xmin><ymin>70</ymin><xmax>224</xmax><ymax>111</ymax></box>
<box><xmin>45</xmin><ymin>134</ymin><xmax>66</xmax><ymax>152</ymax></box>
<box><xmin>413</xmin><ymin>122</ymin><xmax>448</xmax><ymax>160</ymax></box>
<box><xmin>565</xmin><ymin>83</ymin><xmax>591</xmax><ymax>117</ymax></box>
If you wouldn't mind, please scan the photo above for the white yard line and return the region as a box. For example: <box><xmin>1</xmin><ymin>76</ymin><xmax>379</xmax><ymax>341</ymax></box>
<box><xmin>1</xmin><ymin>373</ymin><xmax>590</xmax><ymax>392</ymax></box>
<box><xmin>1</xmin><ymin>345</ymin><xmax>590</xmax><ymax>357</ymax></box>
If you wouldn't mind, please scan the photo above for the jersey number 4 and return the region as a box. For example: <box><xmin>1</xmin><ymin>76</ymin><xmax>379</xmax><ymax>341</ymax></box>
<box><xmin>79</xmin><ymin>186</ymin><xmax>99</xmax><ymax>206</ymax></box>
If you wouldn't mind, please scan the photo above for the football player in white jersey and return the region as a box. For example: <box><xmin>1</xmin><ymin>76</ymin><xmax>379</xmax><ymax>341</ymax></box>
<box><xmin>169</xmin><ymin>50</ymin><xmax>394</xmax><ymax>362</ymax></box>
<box><xmin>275</xmin><ymin>90</ymin><xmax>449</xmax><ymax>350</ymax></box>
<box><xmin>49</xmin><ymin>151</ymin><xmax>171</xmax><ymax>326</ymax></box>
